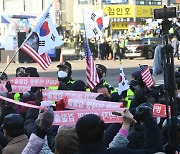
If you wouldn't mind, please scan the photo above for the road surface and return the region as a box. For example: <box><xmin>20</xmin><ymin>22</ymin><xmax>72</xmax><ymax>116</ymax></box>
<box><xmin>1</xmin><ymin>58</ymin><xmax>180</xmax><ymax>87</ymax></box>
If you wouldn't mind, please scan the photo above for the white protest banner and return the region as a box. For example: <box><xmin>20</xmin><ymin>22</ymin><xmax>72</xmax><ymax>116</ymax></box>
<box><xmin>10</xmin><ymin>77</ymin><xmax>59</xmax><ymax>87</ymax></box>
<box><xmin>42</xmin><ymin>89</ymin><xmax>100</xmax><ymax>100</ymax></box>
<box><xmin>64</xmin><ymin>97</ymin><xmax>124</xmax><ymax>110</ymax></box>
<box><xmin>0</xmin><ymin>84</ymin><xmax>31</xmax><ymax>93</ymax></box>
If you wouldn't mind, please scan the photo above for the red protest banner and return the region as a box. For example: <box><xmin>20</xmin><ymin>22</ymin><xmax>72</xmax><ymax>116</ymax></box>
<box><xmin>10</xmin><ymin>77</ymin><xmax>59</xmax><ymax>87</ymax></box>
<box><xmin>153</xmin><ymin>104</ymin><xmax>171</xmax><ymax>117</ymax></box>
<box><xmin>42</xmin><ymin>89</ymin><xmax>100</xmax><ymax>100</ymax></box>
<box><xmin>53</xmin><ymin>109</ymin><xmax>124</xmax><ymax>126</ymax></box>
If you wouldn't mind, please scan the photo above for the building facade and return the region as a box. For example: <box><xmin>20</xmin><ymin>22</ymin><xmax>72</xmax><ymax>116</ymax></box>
<box><xmin>0</xmin><ymin>0</ymin><xmax>180</xmax><ymax>38</ymax></box>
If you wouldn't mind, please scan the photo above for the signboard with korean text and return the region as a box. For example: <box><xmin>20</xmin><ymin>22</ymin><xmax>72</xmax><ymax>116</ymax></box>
<box><xmin>136</xmin><ymin>5</ymin><xmax>162</xmax><ymax>18</ymax></box>
<box><xmin>103</xmin><ymin>5</ymin><xmax>134</xmax><ymax>18</ymax></box>
<box><xmin>111</xmin><ymin>22</ymin><xmax>128</xmax><ymax>29</ymax></box>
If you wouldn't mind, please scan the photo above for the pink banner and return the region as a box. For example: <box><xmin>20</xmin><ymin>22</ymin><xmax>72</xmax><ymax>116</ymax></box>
<box><xmin>42</xmin><ymin>89</ymin><xmax>100</xmax><ymax>100</ymax></box>
<box><xmin>0</xmin><ymin>95</ymin><xmax>44</xmax><ymax>110</ymax></box>
<box><xmin>10</xmin><ymin>77</ymin><xmax>59</xmax><ymax>87</ymax></box>
<box><xmin>153</xmin><ymin>104</ymin><xmax>171</xmax><ymax>117</ymax></box>
<box><xmin>53</xmin><ymin>109</ymin><xmax>124</xmax><ymax>125</ymax></box>
<box><xmin>64</xmin><ymin>97</ymin><xmax>124</xmax><ymax>110</ymax></box>
<box><xmin>0</xmin><ymin>84</ymin><xmax>31</xmax><ymax>93</ymax></box>
<box><xmin>0</xmin><ymin>95</ymin><xmax>172</xmax><ymax>125</ymax></box>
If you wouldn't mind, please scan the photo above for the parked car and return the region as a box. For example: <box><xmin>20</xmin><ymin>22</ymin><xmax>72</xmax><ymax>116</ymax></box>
<box><xmin>125</xmin><ymin>37</ymin><xmax>162</xmax><ymax>59</ymax></box>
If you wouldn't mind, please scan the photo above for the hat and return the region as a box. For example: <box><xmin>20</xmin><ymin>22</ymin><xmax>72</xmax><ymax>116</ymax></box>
<box><xmin>57</xmin><ymin>61</ymin><xmax>72</xmax><ymax>70</ymax></box>
<box><xmin>16</xmin><ymin>67</ymin><xmax>26</xmax><ymax>77</ymax></box>
<box><xmin>55</xmin><ymin>126</ymin><xmax>79</xmax><ymax>153</ymax></box>
<box><xmin>1</xmin><ymin>114</ymin><xmax>24</xmax><ymax>130</ymax></box>
<box><xmin>0</xmin><ymin>72</ymin><xmax>8</xmax><ymax>80</ymax></box>
<box><xmin>25</xmin><ymin>67</ymin><xmax>39</xmax><ymax>77</ymax></box>
<box><xmin>96</xmin><ymin>64</ymin><xmax>107</xmax><ymax>73</ymax></box>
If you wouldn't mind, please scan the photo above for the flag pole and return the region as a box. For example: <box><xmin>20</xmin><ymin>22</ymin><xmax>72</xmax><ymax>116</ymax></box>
<box><xmin>0</xmin><ymin>47</ymin><xmax>21</xmax><ymax>79</ymax></box>
<box><xmin>0</xmin><ymin>2</ymin><xmax>54</xmax><ymax>79</ymax></box>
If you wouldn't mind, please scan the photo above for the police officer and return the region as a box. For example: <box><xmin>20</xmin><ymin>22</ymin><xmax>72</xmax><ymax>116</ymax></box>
<box><xmin>95</xmin><ymin>64</ymin><xmax>118</xmax><ymax>101</ymax></box>
<box><xmin>56</xmin><ymin>61</ymin><xmax>75</xmax><ymax>90</ymax></box>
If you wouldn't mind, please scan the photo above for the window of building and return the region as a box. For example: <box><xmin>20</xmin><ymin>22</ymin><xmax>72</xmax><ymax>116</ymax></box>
<box><xmin>103</xmin><ymin>0</ymin><xmax>128</xmax><ymax>5</ymax></box>
<box><xmin>136</xmin><ymin>0</ymin><xmax>162</xmax><ymax>5</ymax></box>
<box><xmin>78</xmin><ymin>0</ymin><xmax>89</xmax><ymax>5</ymax></box>
<box><xmin>4</xmin><ymin>0</ymin><xmax>23</xmax><ymax>11</ymax></box>
<box><xmin>25</xmin><ymin>0</ymin><xmax>42</xmax><ymax>12</ymax></box>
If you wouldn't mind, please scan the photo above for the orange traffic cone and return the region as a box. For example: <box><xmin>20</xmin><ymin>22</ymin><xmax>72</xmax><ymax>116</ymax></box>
<box><xmin>7</xmin><ymin>55</ymin><xmax>10</xmax><ymax>64</ymax></box>
<box><xmin>60</xmin><ymin>54</ymin><xmax>64</xmax><ymax>63</ymax></box>
<box><xmin>108</xmin><ymin>53</ymin><xmax>112</xmax><ymax>60</ymax></box>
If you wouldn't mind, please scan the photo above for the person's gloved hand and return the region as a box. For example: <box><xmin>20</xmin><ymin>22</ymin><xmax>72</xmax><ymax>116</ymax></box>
<box><xmin>36</xmin><ymin>107</ymin><xmax>54</xmax><ymax>139</ymax></box>
<box><xmin>135</xmin><ymin>105</ymin><xmax>153</xmax><ymax>123</ymax></box>
<box><xmin>34</xmin><ymin>89</ymin><xmax>43</xmax><ymax>102</ymax></box>
<box><xmin>56</xmin><ymin>98</ymin><xmax>65</xmax><ymax>111</ymax></box>
<box><xmin>38</xmin><ymin>107</ymin><xmax>54</xmax><ymax>131</ymax></box>
<box><xmin>5</xmin><ymin>81</ymin><xmax>12</xmax><ymax>92</ymax></box>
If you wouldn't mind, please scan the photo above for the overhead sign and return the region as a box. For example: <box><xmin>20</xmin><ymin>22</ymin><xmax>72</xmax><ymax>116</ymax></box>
<box><xmin>136</xmin><ymin>5</ymin><xmax>162</xmax><ymax>18</ymax></box>
<box><xmin>111</xmin><ymin>22</ymin><xmax>128</xmax><ymax>30</ymax></box>
<box><xmin>103</xmin><ymin>5</ymin><xmax>162</xmax><ymax>18</ymax></box>
<box><xmin>103</xmin><ymin>5</ymin><xmax>134</xmax><ymax>18</ymax></box>
<box><xmin>106</xmin><ymin>0</ymin><xmax>127</xmax><ymax>4</ymax></box>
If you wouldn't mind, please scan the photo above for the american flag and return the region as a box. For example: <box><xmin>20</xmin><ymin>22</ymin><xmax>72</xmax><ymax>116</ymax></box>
<box><xmin>139</xmin><ymin>65</ymin><xmax>154</xmax><ymax>89</ymax></box>
<box><xmin>21</xmin><ymin>41</ymin><xmax>51</xmax><ymax>70</ymax></box>
<box><xmin>84</xmin><ymin>38</ymin><xmax>99</xmax><ymax>90</ymax></box>
<box><xmin>20</xmin><ymin>3</ymin><xmax>62</xmax><ymax>70</ymax></box>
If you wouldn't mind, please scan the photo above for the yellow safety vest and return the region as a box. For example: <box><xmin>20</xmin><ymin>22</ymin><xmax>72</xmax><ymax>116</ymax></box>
<box><xmin>125</xmin><ymin>89</ymin><xmax>134</xmax><ymax>108</ymax></box>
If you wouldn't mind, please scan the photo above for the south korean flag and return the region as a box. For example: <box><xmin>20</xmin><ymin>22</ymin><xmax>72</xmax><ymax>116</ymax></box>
<box><xmin>118</xmin><ymin>67</ymin><xmax>129</xmax><ymax>95</ymax></box>
<box><xmin>83</xmin><ymin>9</ymin><xmax>103</xmax><ymax>39</ymax></box>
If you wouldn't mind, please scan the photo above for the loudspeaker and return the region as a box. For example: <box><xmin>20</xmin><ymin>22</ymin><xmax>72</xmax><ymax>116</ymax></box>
<box><xmin>18</xmin><ymin>32</ymin><xmax>35</xmax><ymax>63</ymax></box>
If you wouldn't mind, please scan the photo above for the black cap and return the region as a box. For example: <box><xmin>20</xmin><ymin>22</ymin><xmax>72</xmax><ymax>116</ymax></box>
<box><xmin>95</xmin><ymin>64</ymin><xmax>107</xmax><ymax>73</ymax></box>
<box><xmin>25</xmin><ymin>67</ymin><xmax>39</xmax><ymax>77</ymax></box>
<box><xmin>0</xmin><ymin>72</ymin><xmax>8</xmax><ymax>80</ymax></box>
<box><xmin>1</xmin><ymin>114</ymin><xmax>24</xmax><ymax>130</ymax></box>
<box><xmin>57</xmin><ymin>61</ymin><xmax>72</xmax><ymax>70</ymax></box>
<box><xmin>131</xmin><ymin>71</ymin><xmax>142</xmax><ymax>81</ymax></box>
<box><xmin>16</xmin><ymin>67</ymin><xmax>26</xmax><ymax>77</ymax></box>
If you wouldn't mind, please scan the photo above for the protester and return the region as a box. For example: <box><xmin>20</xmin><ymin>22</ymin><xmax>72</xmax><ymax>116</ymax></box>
<box><xmin>75</xmin><ymin>106</ymin><xmax>163</xmax><ymax>153</ymax></box>
<box><xmin>2</xmin><ymin>114</ymin><xmax>28</xmax><ymax>154</ymax></box>
<box><xmin>22</xmin><ymin>107</ymin><xmax>54</xmax><ymax>154</ymax></box>
<box><xmin>171</xmin><ymin>34</ymin><xmax>180</xmax><ymax>60</ymax></box>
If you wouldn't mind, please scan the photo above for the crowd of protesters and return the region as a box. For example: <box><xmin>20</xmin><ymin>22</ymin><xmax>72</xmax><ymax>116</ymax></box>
<box><xmin>0</xmin><ymin>59</ymin><xmax>179</xmax><ymax>154</ymax></box>
<box><xmin>69</xmin><ymin>22</ymin><xmax>180</xmax><ymax>61</ymax></box>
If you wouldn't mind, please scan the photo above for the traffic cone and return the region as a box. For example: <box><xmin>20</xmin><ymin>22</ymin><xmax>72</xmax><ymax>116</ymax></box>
<box><xmin>60</xmin><ymin>54</ymin><xmax>64</xmax><ymax>63</ymax></box>
<box><xmin>7</xmin><ymin>55</ymin><xmax>10</xmax><ymax>64</ymax></box>
<box><xmin>108</xmin><ymin>53</ymin><xmax>112</xmax><ymax>60</ymax></box>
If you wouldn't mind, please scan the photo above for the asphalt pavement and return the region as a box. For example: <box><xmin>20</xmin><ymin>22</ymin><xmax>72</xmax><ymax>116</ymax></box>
<box><xmin>1</xmin><ymin>58</ymin><xmax>180</xmax><ymax>87</ymax></box>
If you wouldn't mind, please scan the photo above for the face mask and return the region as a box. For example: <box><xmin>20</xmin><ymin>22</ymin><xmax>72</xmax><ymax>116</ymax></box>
<box><xmin>178</xmin><ymin>93</ymin><xmax>180</xmax><ymax>98</ymax></box>
<box><xmin>98</xmin><ymin>72</ymin><xmax>103</xmax><ymax>79</ymax></box>
<box><xmin>58</xmin><ymin>71</ymin><xmax>68</xmax><ymax>78</ymax></box>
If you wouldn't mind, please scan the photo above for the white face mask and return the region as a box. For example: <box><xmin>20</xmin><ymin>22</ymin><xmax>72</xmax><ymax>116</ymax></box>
<box><xmin>178</xmin><ymin>93</ymin><xmax>180</xmax><ymax>98</ymax></box>
<box><xmin>58</xmin><ymin>71</ymin><xmax>68</xmax><ymax>78</ymax></box>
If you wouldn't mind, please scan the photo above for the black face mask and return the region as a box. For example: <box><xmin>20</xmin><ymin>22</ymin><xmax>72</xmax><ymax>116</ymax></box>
<box><xmin>58</xmin><ymin>77</ymin><xmax>69</xmax><ymax>84</ymax></box>
<box><xmin>98</xmin><ymin>72</ymin><xmax>103</xmax><ymax>79</ymax></box>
